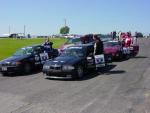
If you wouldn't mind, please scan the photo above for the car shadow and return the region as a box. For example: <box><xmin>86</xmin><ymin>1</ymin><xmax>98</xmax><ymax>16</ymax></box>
<box><xmin>45</xmin><ymin>77</ymin><xmax>73</xmax><ymax>81</ymax></box>
<box><xmin>2</xmin><ymin>69</ymin><xmax>42</xmax><ymax>77</ymax></box>
<box><xmin>103</xmin><ymin>70</ymin><xmax>126</xmax><ymax>75</ymax></box>
<box><xmin>79</xmin><ymin>64</ymin><xmax>125</xmax><ymax>81</ymax></box>
<box><xmin>113</xmin><ymin>57</ymin><xmax>131</xmax><ymax>62</ymax></box>
<box><xmin>112</xmin><ymin>55</ymin><xmax>148</xmax><ymax>63</ymax></box>
<box><xmin>45</xmin><ymin>64</ymin><xmax>126</xmax><ymax>81</ymax></box>
<box><xmin>131</xmin><ymin>56</ymin><xmax>148</xmax><ymax>59</ymax></box>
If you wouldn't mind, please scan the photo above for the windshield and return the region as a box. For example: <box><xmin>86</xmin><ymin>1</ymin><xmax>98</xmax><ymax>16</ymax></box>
<box><xmin>13</xmin><ymin>47</ymin><xmax>33</xmax><ymax>56</ymax></box>
<box><xmin>66</xmin><ymin>38</ymin><xmax>81</xmax><ymax>44</ymax></box>
<box><xmin>104</xmin><ymin>42</ymin><xmax>120</xmax><ymax>47</ymax></box>
<box><xmin>97</xmin><ymin>34</ymin><xmax>112</xmax><ymax>42</ymax></box>
<box><xmin>61</xmin><ymin>47</ymin><xmax>84</xmax><ymax>57</ymax></box>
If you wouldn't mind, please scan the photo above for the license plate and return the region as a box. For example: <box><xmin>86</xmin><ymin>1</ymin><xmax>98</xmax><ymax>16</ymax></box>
<box><xmin>2</xmin><ymin>67</ymin><xmax>7</xmax><ymax>71</ymax></box>
<box><xmin>130</xmin><ymin>47</ymin><xmax>133</xmax><ymax>50</ymax></box>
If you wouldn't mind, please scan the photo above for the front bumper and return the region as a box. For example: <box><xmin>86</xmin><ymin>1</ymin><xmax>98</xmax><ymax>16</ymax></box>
<box><xmin>0</xmin><ymin>66</ymin><xmax>21</xmax><ymax>73</ymax></box>
<box><xmin>43</xmin><ymin>67</ymin><xmax>76</xmax><ymax>79</ymax></box>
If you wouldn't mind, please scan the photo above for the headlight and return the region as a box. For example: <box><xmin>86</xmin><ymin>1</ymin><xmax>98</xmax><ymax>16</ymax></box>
<box><xmin>43</xmin><ymin>65</ymin><xmax>50</xmax><ymax>70</ymax></box>
<box><xmin>62</xmin><ymin>65</ymin><xmax>74</xmax><ymax>70</ymax></box>
<box><xmin>11</xmin><ymin>62</ymin><xmax>21</xmax><ymax>66</ymax></box>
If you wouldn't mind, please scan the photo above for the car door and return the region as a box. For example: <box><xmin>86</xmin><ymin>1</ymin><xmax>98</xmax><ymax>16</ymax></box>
<box><xmin>34</xmin><ymin>46</ymin><xmax>48</xmax><ymax>65</ymax></box>
<box><xmin>33</xmin><ymin>46</ymin><xmax>42</xmax><ymax>65</ymax></box>
<box><xmin>86</xmin><ymin>47</ymin><xmax>95</xmax><ymax>69</ymax></box>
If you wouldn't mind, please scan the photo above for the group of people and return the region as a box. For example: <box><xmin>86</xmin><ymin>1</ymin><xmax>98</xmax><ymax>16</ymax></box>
<box><xmin>43</xmin><ymin>35</ymin><xmax>104</xmax><ymax>56</ymax></box>
<box><xmin>112</xmin><ymin>31</ymin><xmax>137</xmax><ymax>47</ymax></box>
<box><xmin>80</xmin><ymin>34</ymin><xmax>104</xmax><ymax>55</ymax></box>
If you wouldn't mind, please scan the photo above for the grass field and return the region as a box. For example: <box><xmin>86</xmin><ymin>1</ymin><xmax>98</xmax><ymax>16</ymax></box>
<box><xmin>0</xmin><ymin>38</ymin><xmax>67</xmax><ymax>61</ymax></box>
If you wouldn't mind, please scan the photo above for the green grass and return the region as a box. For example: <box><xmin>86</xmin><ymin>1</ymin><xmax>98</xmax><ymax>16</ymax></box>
<box><xmin>0</xmin><ymin>38</ymin><xmax>67</xmax><ymax>61</ymax></box>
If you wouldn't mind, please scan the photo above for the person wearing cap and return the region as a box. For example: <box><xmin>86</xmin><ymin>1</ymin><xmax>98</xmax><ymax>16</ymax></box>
<box><xmin>43</xmin><ymin>38</ymin><xmax>53</xmax><ymax>53</ymax></box>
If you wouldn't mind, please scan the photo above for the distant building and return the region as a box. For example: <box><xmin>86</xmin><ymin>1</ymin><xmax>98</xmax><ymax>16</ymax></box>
<box><xmin>37</xmin><ymin>36</ymin><xmax>49</xmax><ymax>38</ymax></box>
<box><xmin>0</xmin><ymin>34</ymin><xmax>10</xmax><ymax>38</ymax></box>
<box><xmin>9</xmin><ymin>33</ymin><xmax>25</xmax><ymax>38</ymax></box>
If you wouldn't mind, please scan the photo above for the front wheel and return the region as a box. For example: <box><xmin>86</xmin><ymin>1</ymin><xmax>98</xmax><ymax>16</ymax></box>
<box><xmin>1</xmin><ymin>72</ymin><xmax>8</xmax><ymax>76</ymax></box>
<box><xmin>24</xmin><ymin>63</ymin><xmax>32</xmax><ymax>74</ymax></box>
<box><xmin>76</xmin><ymin>66</ymin><xmax>84</xmax><ymax>79</ymax></box>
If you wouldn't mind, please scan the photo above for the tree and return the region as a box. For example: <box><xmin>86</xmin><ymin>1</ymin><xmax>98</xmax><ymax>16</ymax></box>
<box><xmin>60</xmin><ymin>26</ymin><xmax>70</xmax><ymax>34</ymax></box>
<box><xmin>135</xmin><ymin>32</ymin><xmax>143</xmax><ymax>38</ymax></box>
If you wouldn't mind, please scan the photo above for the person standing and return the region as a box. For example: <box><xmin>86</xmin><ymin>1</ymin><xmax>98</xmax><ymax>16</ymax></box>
<box><xmin>93</xmin><ymin>35</ymin><xmax>105</xmax><ymax>71</ymax></box>
<box><xmin>118</xmin><ymin>31</ymin><xmax>122</xmax><ymax>41</ymax></box>
<box><xmin>43</xmin><ymin>38</ymin><xmax>53</xmax><ymax>53</ymax></box>
<box><xmin>112</xmin><ymin>31</ymin><xmax>116</xmax><ymax>40</ymax></box>
<box><xmin>93</xmin><ymin>35</ymin><xmax>104</xmax><ymax>55</ymax></box>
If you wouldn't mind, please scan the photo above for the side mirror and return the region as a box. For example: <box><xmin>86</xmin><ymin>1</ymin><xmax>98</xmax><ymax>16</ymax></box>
<box><xmin>33</xmin><ymin>51</ymin><xmax>38</xmax><ymax>55</ymax></box>
<box><xmin>88</xmin><ymin>53</ymin><xmax>93</xmax><ymax>57</ymax></box>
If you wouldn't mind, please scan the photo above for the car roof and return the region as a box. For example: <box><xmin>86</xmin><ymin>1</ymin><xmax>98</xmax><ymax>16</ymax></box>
<box><xmin>22</xmin><ymin>44</ymin><xmax>42</xmax><ymax>49</ymax></box>
<box><xmin>108</xmin><ymin>40</ymin><xmax>119</xmax><ymax>43</ymax></box>
<box><xmin>69</xmin><ymin>43</ymin><xmax>93</xmax><ymax>47</ymax></box>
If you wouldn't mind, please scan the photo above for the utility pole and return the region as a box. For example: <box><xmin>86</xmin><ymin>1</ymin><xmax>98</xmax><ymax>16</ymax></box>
<box><xmin>64</xmin><ymin>19</ymin><xmax>66</xmax><ymax>26</ymax></box>
<box><xmin>24</xmin><ymin>25</ymin><xmax>26</xmax><ymax>38</ymax></box>
<box><xmin>9</xmin><ymin>25</ymin><xmax>10</xmax><ymax>35</ymax></box>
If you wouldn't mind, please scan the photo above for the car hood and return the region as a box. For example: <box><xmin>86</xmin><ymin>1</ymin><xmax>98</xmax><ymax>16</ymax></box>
<box><xmin>59</xmin><ymin>44</ymin><xmax>75</xmax><ymax>52</ymax></box>
<box><xmin>46</xmin><ymin>56</ymin><xmax>82</xmax><ymax>65</ymax></box>
<box><xmin>104</xmin><ymin>46</ymin><xmax>120</xmax><ymax>53</ymax></box>
<box><xmin>0</xmin><ymin>55</ymin><xmax>29</xmax><ymax>64</ymax></box>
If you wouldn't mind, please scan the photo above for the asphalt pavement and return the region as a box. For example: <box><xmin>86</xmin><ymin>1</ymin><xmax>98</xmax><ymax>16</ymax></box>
<box><xmin>0</xmin><ymin>38</ymin><xmax>150</xmax><ymax>113</ymax></box>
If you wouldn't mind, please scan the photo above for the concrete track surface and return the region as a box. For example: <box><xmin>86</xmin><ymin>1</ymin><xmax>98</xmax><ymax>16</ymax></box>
<box><xmin>0</xmin><ymin>38</ymin><xmax>150</xmax><ymax>113</ymax></box>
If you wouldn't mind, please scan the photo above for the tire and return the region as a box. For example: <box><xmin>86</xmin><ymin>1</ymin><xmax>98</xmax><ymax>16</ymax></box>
<box><xmin>24</xmin><ymin>63</ymin><xmax>32</xmax><ymax>74</ymax></box>
<box><xmin>118</xmin><ymin>52</ymin><xmax>123</xmax><ymax>60</ymax></box>
<box><xmin>125</xmin><ymin>54</ymin><xmax>130</xmax><ymax>59</ymax></box>
<box><xmin>1</xmin><ymin>72</ymin><xmax>8</xmax><ymax>76</ymax></box>
<box><xmin>76</xmin><ymin>66</ymin><xmax>84</xmax><ymax>79</ymax></box>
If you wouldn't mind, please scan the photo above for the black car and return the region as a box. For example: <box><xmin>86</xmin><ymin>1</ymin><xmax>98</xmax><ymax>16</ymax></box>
<box><xmin>0</xmin><ymin>45</ymin><xmax>58</xmax><ymax>75</ymax></box>
<box><xmin>43</xmin><ymin>44</ymin><xmax>107</xmax><ymax>79</ymax></box>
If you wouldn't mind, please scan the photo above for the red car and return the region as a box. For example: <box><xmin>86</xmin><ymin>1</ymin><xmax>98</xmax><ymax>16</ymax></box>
<box><xmin>104</xmin><ymin>41</ymin><xmax>123</xmax><ymax>60</ymax></box>
<box><xmin>129</xmin><ymin>45</ymin><xmax>139</xmax><ymax>57</ymax></box>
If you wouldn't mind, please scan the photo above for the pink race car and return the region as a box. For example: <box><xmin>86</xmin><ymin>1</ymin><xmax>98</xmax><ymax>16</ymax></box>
<box><xmin>104</xmin><ymin>41</ymin><xmax>123</xmax><ymax>60</ymax></box>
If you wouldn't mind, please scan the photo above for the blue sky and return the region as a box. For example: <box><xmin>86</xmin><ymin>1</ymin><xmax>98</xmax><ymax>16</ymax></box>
<box><xmin>0</xmin><ymin>0</ymin><xmax>149</xmax><ymax>35</ymax></box>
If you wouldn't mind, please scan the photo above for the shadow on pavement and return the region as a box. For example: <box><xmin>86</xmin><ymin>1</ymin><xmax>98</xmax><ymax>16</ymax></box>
<box><xmin>1</xmin><ymin>69</ymin><xmax>42</xmax><ymax>77</ymax></box>
<box><xmin>104</xmin><ymin>70</ymin><xmax>126</xmax><ymax>75</ymax></box>
<box><xmin>80</xmin><ymin>64</ymin><xmax>126</xmax><ymax>81</ymax></box>
<box><xmin>45</xmin><ymin>64</ymin><xmax>125</xmax><ymax>81</ymax></box>
<box><xmin>132</xmin><ymin>56</ymin><xmax>148</xmax><ymax>59</ymax></box>
<box><xmin>78</xmin><ymin>64</ymin><xmax>125</xmax><ymax>81</ymax></box>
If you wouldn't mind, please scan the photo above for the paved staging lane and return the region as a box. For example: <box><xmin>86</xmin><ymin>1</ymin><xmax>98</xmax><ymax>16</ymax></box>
<box><xmin>0</xmin><ymin>38</ymin><xmax>150</xmax><ymax>113</ymax></box>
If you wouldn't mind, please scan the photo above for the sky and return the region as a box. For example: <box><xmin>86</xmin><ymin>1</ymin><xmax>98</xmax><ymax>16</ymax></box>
<box><xmin>0</xmin><ymin>0</ymin><xmax>150</xmax><ymax>35</ymax></box>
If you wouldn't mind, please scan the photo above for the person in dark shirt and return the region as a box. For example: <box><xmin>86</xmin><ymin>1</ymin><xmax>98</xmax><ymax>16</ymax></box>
<box><xmin>93</xmin><ymin>35</ymin><xmax>104</xmax><ymax>55</ymax></box>
<box><xmin>93</xmin><ymin>35</ymin><xmax>105</xmax><ymax>72</ymax></box>
<box><xmin>43</xmin><ymin>38</ymin><xmax>53</xmax><ymax>53</ymax></box>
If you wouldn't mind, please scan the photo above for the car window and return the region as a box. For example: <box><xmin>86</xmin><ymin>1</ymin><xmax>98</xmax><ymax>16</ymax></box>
<box><xmin>34</xmin><ymin>46</ymin><xmax>43</xmax><ymax>54</ymax></box>
<box><xmin>66</xmin><ymin>38</ymin><xmax>81</xmax><ymax>44</ymax></box>
<box><xmin>104</xmin><ymin>42</ymin><xmax>119</xmax><ymax>47</ymax></box>
<box><xmin>97</xmin><ymin>34</ymin><xmax>112</xmax><ymax>42</ymax></box>
<box><xmin>61</xmin><ymin>47</ymin><xmax>84</xmax><ymax>57</ymax></box>
<box><xmin>13</xmin><ymin>47</ymin><xmax>33</xmax><ymax>56</ymax></box>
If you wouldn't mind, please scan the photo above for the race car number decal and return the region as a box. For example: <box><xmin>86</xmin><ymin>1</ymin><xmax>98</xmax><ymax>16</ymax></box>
<box><xmin>35</xmin><ymin>55</ymin><xmax>40</xmax><ymax>61</ymax></box>
<box><xmin>40</xmin><ymin>53</ymin><xmax>49</xmax><ymax>61</ymax></box>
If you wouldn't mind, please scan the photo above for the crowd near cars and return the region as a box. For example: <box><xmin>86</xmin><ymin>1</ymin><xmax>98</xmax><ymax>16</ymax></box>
<box><xmin>0</xmin><ymin>33</ymin><xmax>139</xmax><ymax>79</ymax></box>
